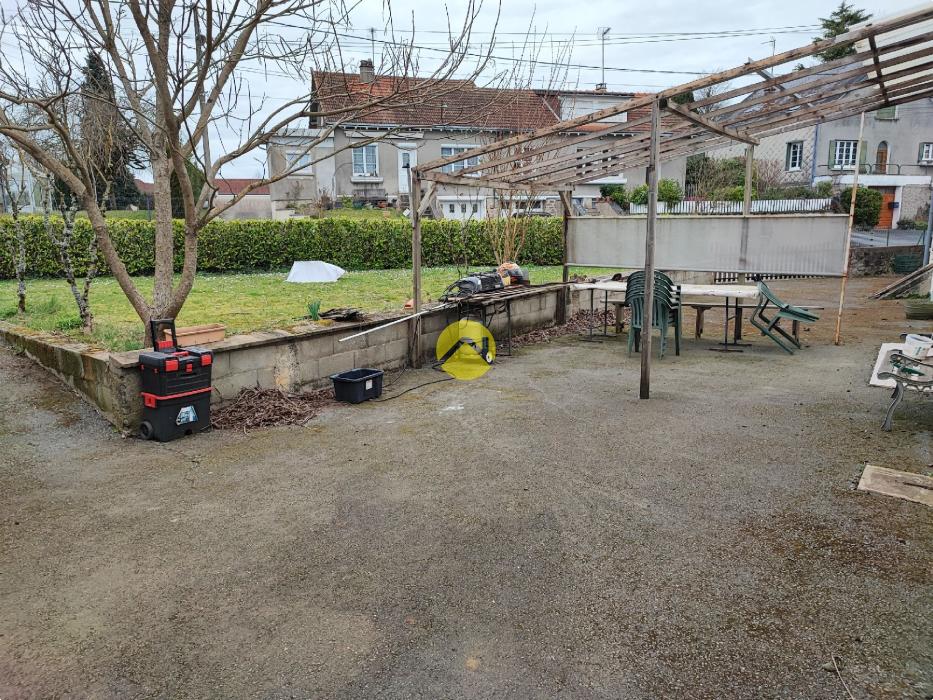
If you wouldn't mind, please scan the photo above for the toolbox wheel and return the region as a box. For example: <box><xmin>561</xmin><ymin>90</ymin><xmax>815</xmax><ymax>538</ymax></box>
<box><xmin>139</xmin><ymin>421</ymin><xmax>154</xmax><ymax>440</ymax></box>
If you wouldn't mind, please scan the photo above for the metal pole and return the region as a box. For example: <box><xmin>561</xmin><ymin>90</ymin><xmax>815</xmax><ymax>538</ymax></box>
<box><xmin>833</xmin><ymin>111</ymin><xmax>865</xmax><ymax>346</ymax></box>
<box><xmin>640</xmin><ymin>98</ymin><xmax>661</xmax><ymax>400</ymax></box>
<box><xmin>409</xmin><ymin>168</ymin><xmax>423</xmax><ymax>367</ymax></box>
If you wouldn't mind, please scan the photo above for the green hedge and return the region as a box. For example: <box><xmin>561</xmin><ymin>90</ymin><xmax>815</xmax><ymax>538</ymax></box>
<box><xmin>0</xmin><ymin>216</ymin><xmax>564</xmax><ymax>279</ymax></box>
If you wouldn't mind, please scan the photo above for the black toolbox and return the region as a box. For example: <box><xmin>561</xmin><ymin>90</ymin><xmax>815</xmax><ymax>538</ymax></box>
<box><xmin>138</xmin><ymin>319</ymin><xmax>214</xmax><ymax>441</ymax></box>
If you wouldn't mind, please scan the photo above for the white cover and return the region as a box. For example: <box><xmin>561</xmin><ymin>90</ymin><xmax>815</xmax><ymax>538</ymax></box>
<box><xmin>286</xmin><ymin>260</ymin><xmax>346</xmax><ymax>283</ymax></box>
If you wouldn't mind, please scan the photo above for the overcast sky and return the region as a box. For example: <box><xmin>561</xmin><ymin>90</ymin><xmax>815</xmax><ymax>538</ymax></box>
<box><xmin>220</xmin><ymin>0</ymin><xmax>927</xmax><ymax>175</ymax></box>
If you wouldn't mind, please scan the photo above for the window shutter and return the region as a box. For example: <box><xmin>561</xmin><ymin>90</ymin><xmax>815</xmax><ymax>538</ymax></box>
<box><xmin>859</xmin><ymin>141</ymin><xmax>868</xmax><ymax>165</ymax></box>
<box><xmin>920</xmin><ymin>143</ymin><xmax>927</xmax><ymax>163</ymax></box>
<box><xmin>828</xmin><ymin>140</ymin><xmax>837</xmax><ymax>169</ymax></box>
<box><xmin>785</xmin><ymin>143</ymin><xmax>791</xmax><ymax>170</ymax></box>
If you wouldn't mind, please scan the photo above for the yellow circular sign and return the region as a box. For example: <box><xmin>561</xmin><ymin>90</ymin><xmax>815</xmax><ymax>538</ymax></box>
<box><xmin>435</xmin><ymin>319</ymin><xmax>496</xmax><ymax>380</ymax></box>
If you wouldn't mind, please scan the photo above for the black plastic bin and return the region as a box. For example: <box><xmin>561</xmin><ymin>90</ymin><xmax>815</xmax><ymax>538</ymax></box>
<box><xmin>331</xmin><ymin>368</ymin><xmax>384</xmax><ymax>403</ymax></box>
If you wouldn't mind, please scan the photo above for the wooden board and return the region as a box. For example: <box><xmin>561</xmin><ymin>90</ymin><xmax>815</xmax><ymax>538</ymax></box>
<box><xmin>858</xmin><ymin>464</ymin><xmax>933</xmax><ymax>507</ymax></box>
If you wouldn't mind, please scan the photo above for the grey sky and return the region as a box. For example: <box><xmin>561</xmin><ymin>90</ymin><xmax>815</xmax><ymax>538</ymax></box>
<box><xmin>221</xmin><ymin>0</ymin><xmax>926</xmax><ymax>176</ymax></box>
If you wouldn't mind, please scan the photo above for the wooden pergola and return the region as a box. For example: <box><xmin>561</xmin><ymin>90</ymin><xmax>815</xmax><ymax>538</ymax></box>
<box><xmin>409</xmin><ymin>6</ymin><xmax>933</xmax><ymax>397</ymax></box>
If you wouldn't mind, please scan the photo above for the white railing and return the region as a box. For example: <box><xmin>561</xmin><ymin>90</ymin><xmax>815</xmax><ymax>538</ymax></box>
<box><xmin>628</xmin><ymin>198</ymin><xmax>832</xmax><ymax>215</ymax></box>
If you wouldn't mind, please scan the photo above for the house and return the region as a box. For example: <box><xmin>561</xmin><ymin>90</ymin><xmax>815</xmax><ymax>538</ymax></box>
<box><xmin>266</xmin><ymin>61</ymin><xmax>687</xmax><ymax>220</ymax></box>
<box><xmin>813</xmin><ymin>100</ymin><xmax>933</xmax><ymax>228</ymax></box>
<box><xmin>706</xmin><ymin>67</ymin><xmax>933</xmax><ymax>227</ymax></box>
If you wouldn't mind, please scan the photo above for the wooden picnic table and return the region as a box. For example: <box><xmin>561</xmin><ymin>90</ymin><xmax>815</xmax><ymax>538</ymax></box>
<box><xmin>572</xmin><ymin>281</ymin><xmax>759</xmax><ymax>350</ymax></box>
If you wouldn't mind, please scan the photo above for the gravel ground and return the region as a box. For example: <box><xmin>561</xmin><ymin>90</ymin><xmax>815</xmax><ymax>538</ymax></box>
<box><xmin>1</xmin><ymin>276</ymin><xmax>931</xmax><ymax>699</ymax></box>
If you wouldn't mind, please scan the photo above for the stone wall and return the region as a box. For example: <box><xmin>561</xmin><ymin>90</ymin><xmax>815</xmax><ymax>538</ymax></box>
<box><xmin>1</xmin><ymin>285</ymin><xmax>572</xmax><ymax>433</ymax></box>
<box><xmin>848</xmin><ymin>245</ymin><xmax>923</xmax><ymax>276</ymax></box>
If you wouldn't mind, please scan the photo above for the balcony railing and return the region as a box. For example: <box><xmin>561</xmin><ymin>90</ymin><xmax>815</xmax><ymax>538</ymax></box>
<box><xmin>814</xmin><ymin>162</ymin><xmax>933</xmax><ymax>177</ymax></box>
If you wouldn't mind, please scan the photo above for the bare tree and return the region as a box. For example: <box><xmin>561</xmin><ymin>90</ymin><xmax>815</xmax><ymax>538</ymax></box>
<box><xmin>43</xmin><ymin>175</ymin><xmax>101</xmax><ymax>332</ymax></box>
<box><xmin>0</xmin><ymin>139</ymin><xmax>32</xmax><ymax>313</ymax></box>
<box><xmin>0</xmin><ymin>0</ymin><xmax>505</xmax><ymax>340</ymax></box>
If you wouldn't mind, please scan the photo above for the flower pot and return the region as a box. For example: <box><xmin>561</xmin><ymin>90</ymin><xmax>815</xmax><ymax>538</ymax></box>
<box><xmin>903</xmin><ymin>300</ymin><xmax>933</xmax><ymax>321</ymax></box>
<box><xmin>164</xmin><ymin>323</ymin><xmax>226</xmax><ymax>346</ymax></box>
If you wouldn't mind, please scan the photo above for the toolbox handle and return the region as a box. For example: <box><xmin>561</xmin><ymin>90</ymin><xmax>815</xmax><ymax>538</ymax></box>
<box><xmin>150</xmin><ymin>318</ymin><xmax>178</xmax><ymax>351</ymax></box>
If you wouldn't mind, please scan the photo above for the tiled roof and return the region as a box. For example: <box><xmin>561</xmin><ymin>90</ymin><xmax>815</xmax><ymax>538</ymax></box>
<box><xmin>312</xmin><ymin>71</ymin><xmax>560</xmax><ymax>131</ymax></box>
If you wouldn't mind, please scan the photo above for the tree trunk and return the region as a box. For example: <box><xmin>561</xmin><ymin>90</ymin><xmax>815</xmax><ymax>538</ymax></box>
<box><xmin>14</xmin><ymin>219</ymin><xmax>26</xmax><ymax>313</ymax></box>
<box><xmin>151</xmin><ymin>153</ymin><xmax>175</xmax><ymax>317</ymax></box>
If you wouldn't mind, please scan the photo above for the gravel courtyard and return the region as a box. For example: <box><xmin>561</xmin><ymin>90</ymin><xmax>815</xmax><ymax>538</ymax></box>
<box><xmin>1</xmin><ymin>277</ymin><xmax>931</xmax><ymax>699</ymax></box>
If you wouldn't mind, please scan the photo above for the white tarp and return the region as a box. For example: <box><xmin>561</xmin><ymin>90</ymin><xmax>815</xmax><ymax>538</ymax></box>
<box><xmin>286</xmin><ymin>261</ymin><xmax>346</xmax><ymax>283</ymax></box>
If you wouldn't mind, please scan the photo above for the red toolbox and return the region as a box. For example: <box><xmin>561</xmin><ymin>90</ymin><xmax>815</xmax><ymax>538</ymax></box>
<box><xmin>138</xmin><ymin>319</ymin><xmax>213</xmax><ymax>441</ymax></box>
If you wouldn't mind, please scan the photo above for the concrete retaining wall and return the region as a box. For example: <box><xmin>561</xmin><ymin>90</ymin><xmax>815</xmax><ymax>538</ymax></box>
<box><xmin>1</xmin><ymin>285</ymin><xmax>571</xmax><ymax>432</ymax></box>
<box><xmin>849</xmin><ymin>245</ymin><xmax>923</xmax><ymax>276</ymax></box>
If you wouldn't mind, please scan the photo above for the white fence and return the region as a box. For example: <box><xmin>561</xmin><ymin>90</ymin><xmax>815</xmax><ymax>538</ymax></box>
<box><xmin>629</xmin><ymin>198</ymin><xmax>831</xmax><ymax>215</ymax></box>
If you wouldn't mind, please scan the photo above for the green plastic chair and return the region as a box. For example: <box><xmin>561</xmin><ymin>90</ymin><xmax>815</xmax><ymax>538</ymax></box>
<box><xmin>749</xmin><ymin>281</ymin><xmax>820</xmax><ymax>354</ymax></box>
<box><xmin>626</xmin><ymin>271</ymin><xmax>681</xmax><ymax>357</ymax></box>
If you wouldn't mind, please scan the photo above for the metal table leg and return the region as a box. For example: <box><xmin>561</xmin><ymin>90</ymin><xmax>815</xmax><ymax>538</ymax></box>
<box><xmin>581</xmin><ymin>287</ymin><xmax>603</xmax><ymax>343</ymax></box>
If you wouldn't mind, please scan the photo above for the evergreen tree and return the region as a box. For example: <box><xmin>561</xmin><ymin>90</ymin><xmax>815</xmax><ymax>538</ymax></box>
<box><xmin>79</xmin><ymin>53</ymin><xmax>142</xmax><ymax>209</ymax></box>
<box><xmin>814</xmin><ymin>2</ymin><xmax>872</xmax><ymax>62</ymax></box>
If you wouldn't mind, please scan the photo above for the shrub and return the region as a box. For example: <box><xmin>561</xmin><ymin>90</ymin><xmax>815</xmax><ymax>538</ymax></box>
<box><xmin>838</xmin><ymin>186</ymin><xmax>883</xmax><ymax>229</ymax></box>
<box><xmin>0</xmin><ymin>215</ymin><xmax>565</xmax><ymax>279</ymax></box>
<box><xmin>657</xmin><ymin>179</ymin><xmax>684</xmax><ymax>209</ymax></box>
<box><xmin>897</xmin><ymin>218</ymin><xmax>917</xmax><ymax>230</ymax></box>
<box><xmin>599</xmin><ymin>184</ymin><xmax>628</xmax><ymax>208</ymax></box>
<box><xmin>815</xmin><ymin>180</ymin><xmax>833</xmax><ymax>198</ymax></box>
<box><xmin>630</xmin><ymin>184</ymin><xmax>649</xmax><ymax>206</ymax></box>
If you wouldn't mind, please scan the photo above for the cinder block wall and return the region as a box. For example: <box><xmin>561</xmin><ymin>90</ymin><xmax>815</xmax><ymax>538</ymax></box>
<box><xmin>2</xmin><ymin>285</ymin><xmax>573</xmax><ymax>432</ymax></box>
<box><xmin>848</xmin><ymin>245</ymin><xmax>923</xmax><ymax>276</ymax></box>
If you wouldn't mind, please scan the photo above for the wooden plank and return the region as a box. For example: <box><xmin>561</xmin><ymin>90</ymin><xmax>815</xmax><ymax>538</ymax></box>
<box><xmin>664</xmin><ymin>102</ymin><xmax>759</xmax><ymax>145</ymax></box>
<box><xmin>416</xmin><ymin>181</ymin><xmax>435</xmax><ymax>217</ymax></box>
<box><xmin>869</xmin><ymin>36</ymin><xmax>889</xmax><ymax>103</ymax></box>
<box><xmin>833</xmin><ymin>111</ymin><xmax>865</xmax><ymax>346</ymax></box>
<box><xmin>559</xmin><ymin>190</ymin><xmax>572</xmax><ymax>324</ymax></box>
<box><xmin>419</xmin><ymin>170</ymin><xmax>544</xmax><ymax>192</ymax></box>
<box><xmin>414</xmin><ymin>5</ymin><xmax>933</xmax><ymax>176</ymax></box>
<box><xmin>858</xmin><ymin>465</ymin><xmax>933</xmax><ymax>507</ymax></box>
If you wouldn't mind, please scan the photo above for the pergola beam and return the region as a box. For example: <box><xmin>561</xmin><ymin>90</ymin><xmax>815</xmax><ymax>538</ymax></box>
<box><xmin>869</xmin><ymin>36</ymin><xmax>890</xmax><ymax>103</ymax></box>
<box><xmin>664</xmin><ymin>102</ymin><xmax>759</xmax><ymax>145</ymax></box>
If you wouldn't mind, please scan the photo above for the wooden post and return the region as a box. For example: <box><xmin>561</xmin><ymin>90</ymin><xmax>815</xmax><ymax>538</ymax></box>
<box><xmin>833</xmin><ymin>111</ymin><xmax>865</xmax><ymax>346</ymax></box>
<box><xmin>640</xmin><ymin>98</ymin><xmax>662</xmax><ymax>400</ymax></box>
<box><xmin>559</xmin><ymin>190</ymin><xmax>572</xmax><ymax>324</ymax></box>
<box><xmin>735</xmin><ymin>143</ymin><xmax>755</xmax><ymax>340</ymax></box>
<box><xmin>409</xmin><ymin>168</ymin><xmax>423</xmax><ymax>367</ymax></box>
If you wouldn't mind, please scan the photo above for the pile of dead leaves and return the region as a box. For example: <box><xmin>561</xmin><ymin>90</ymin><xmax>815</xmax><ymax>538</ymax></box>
<box><xmin>211</xmin><ymin>386</ymin><xmax>335</xmax><ymax>431</ymax></box>
<box><xmin>511</xmin><ymin>309</ymin><xmax>618</xmax><ymax>348</ymax></box>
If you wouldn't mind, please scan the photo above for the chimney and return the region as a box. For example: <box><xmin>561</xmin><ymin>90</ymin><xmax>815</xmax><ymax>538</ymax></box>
<box><xmin>359</xmin><ymin>59</ymin><xmax>375</xmax><ymax>84</ymax></box>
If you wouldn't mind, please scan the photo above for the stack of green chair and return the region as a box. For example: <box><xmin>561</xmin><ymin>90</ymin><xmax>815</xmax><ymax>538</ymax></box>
<box><xmin>625</xmin><ymin>270</ymin><xmax>682</xmax><ymax>358</ymax></box>
<box><xmin>749</xmin><ymin>281</ymin><xmax>819</xmax><ymax>354</ymax></box>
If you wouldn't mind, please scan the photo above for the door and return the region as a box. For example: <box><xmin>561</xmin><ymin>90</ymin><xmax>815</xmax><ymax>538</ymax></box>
<box><xmin>875</xmin><ymin>141</ymin><xmax>888</xmax><ymax>175</ymax></box>
<box><xmin>398</xmin><ymin>149</ymin><xmax>416</xmax><ymax>194</ymax></box>
<box><xmin>877</xmin><ymin>187</ymin><xmax>896</xmax><ymax>229</ymax></box>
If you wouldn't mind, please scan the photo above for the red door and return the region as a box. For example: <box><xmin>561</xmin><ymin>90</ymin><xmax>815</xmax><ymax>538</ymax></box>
<box><xmin>877</xmin><ymin>188</ymin><xmax>896</xmax><ymax>229</ymax></box>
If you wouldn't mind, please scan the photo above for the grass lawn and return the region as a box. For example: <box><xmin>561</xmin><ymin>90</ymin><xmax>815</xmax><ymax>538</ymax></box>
<box><xmin>0</xmin><ymin>266</ymin><xmax>616</xmax><ymax>352</ymax></box>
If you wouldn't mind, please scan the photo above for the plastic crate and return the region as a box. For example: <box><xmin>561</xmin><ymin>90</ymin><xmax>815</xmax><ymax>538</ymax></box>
<box><xmin>330</xmin><ymin>368</ymin><xmax>384</xmax><ymax>403</ymax></box>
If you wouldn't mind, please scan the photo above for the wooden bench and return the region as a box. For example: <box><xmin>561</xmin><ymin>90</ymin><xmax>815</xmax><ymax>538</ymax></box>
<box><xmin>611</xmin><ymin>300</ymin><xmax>824</xmax><ymax>342</ymax></box>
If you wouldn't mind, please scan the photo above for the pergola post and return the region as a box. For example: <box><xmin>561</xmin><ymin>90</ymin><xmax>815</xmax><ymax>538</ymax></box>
<box><xmin>833</xmin><ymin>111</ymin><xmax>866</xmax><ymax>346</ymax></box>
<box><xmin>559</xmin><ymin>190</ymin><xmax>572</xmax><ymax>324</ymax></box>
<box><xmin>742</xmin><ymin>145</ymin><xmax>755</xmax><ymax>216</ymax></box>
<box><xmin>409</xmin><ymin>169</ymin><xmax>423</xmax><ymax>367</ymax></box>
<box><xmin>640</xmin><ymin>98</ymin><xmax>662</xmax><ymax>399</ymax></box>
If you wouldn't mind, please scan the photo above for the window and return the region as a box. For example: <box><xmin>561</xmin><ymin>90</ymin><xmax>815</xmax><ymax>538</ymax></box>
<box><xmin>920</xmin><ymin>143</ymin><xmax>933</xmax><ymax>164</ymax></box>
<box><xmin>875</xmin><ymin>106</ymin><xmax>897</xmax><ymax>120</ymax></box>
<box><xmin>785</xmin><ymin>141</ymin><xmax>803</xmax><ymax>171</ymax></box>
<box><xmin>352</xmin><ymin>144</ymin><xmax>379</xmax><ymax>177</ymax></box>
<box><xmin>441</xmin><ymin>145</ymin><xmax>480</xmax><ymax>174</ymax></box>
<box><xmin>286</xmin><ymin>151</ymin><xmax>312</xmax><ymax>174</ymax></box>
<box><xmin>832</xmin><ymin>140</ymin><xmax>858</xmax><ymax>170</ymax></box>
<box><xmin>472</xmin><ymin>202</ymin><xmax>478</xmax><ymax>213</ymax></box>
<box><xmin>449</xmin><ymin>203</ymin><xmax>455</xmax><ymax>213</ymax></box>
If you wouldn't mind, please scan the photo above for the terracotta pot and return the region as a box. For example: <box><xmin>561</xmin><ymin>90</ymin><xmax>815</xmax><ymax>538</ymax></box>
<box><xmin>164</xmin><ymin>323</ymin><xmax>226</xmax><ymax>346</ymax></box>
